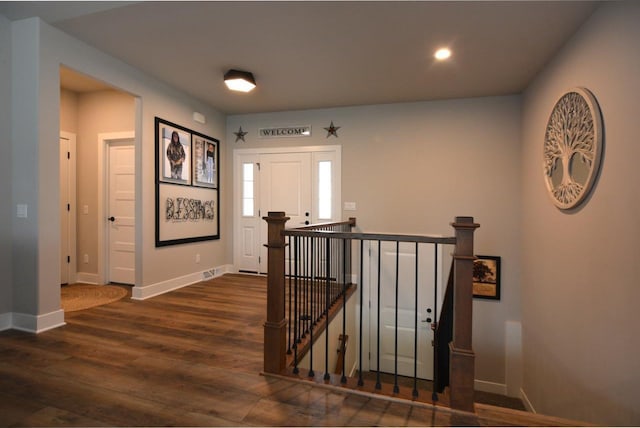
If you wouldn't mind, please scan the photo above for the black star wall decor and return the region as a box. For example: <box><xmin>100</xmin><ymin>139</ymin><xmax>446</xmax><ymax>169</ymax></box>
<box><xmin>234</xmin><ymin>126</ymin><xmax>248</xmax><ymax>142</ymax></box>
<box><xmin>324</xmin><ymin>121</ymin><xmax>340</xmax><ymax>138</ymax></box>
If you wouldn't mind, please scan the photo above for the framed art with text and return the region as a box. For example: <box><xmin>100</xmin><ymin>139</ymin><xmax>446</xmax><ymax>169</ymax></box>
<box><xmin>155</xmin><ymin>117</ymin><xmax>220</xmax><ymax>246</ymax></box>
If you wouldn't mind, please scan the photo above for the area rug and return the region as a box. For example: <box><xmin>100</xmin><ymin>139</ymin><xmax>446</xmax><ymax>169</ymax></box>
<box><xmin>61</xmin><ymin>284</ymin><xmax>128</xmax><ymax>312</ymax></box>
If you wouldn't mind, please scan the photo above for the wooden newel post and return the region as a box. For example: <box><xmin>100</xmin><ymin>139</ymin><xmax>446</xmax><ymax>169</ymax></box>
<box><xmin>450</xmin><ymin>216</ymin><xmax>480</xmax><ymax>413</ymax></box>
<box><xmin>263</xmin><ymin>211</ymin><xmax>290</xmax><ymax>374</ymax></box>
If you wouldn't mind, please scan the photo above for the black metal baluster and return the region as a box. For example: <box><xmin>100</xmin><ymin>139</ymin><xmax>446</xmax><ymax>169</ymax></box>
<box><xmin>341</xmin><ymin>237</ymin><xmax>347</xmax><ymax>384</ymax></box>
<box><xmin>293</xmin><ymin>235</ymin><xmax>299</xmax><ymax>374</ymax></box>
<box><xmin>314</xmin><ymin>235</ymin><xmax>318</xmax><ymax>326</ymax></box>
<box><xmin>413</xmin><ymin>242</ymin><xmax>419</xmax><ymax>398</ymax></box>
<box><xmin>306</xmin><ymin>235</ymin><xmax>311</xmax><ymax>334</ymax></box>
<box><xmin>393</xmin><ymin>241</ymin><xmax>400</xmax><ymax>394</ymax></box>
<box><xmin>432</xmin><ymin>243</ymin><xmax>439</xmax><ymax>403</ymax></box>
<box><xmin>308</xmin><ymin>235</ymin><xmax>315</xmax><ymax>379</ymax></box>
<box><xmin>302</xmin><ymin>236</ymin><xmax>307</xmax><ymax>338</ymax></box>
<box><xmin>324</xmin><ymin>236</ymin><xmax>331</xmax><ymax>381</ymax></box>
<box><xmin>287</xmin><ymin>235</ymin><xmax>293</xmax><ymax>355</ymax></box>
<box><xmin>358</xmin><ymin>239</ymin><xmax>364</xmax><ymax>387</ymax></box>
<box><xmin>375</xmin><ymin>239</ymin><xmax>382</xmax><ymax>390</ymax></box>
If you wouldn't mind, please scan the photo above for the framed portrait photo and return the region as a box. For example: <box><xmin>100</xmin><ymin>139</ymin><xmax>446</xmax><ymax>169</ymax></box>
<box><xmin>156</xmin><ymin>117</ymin><xmax>192</xmax><ymax>185</ymax></box>
<box><xmin>192</xmin><ymin>134</ymin><xmax>219</xmax><ymax>188</ymax></box>
<box><xmin>473</xmin><ymin>255</ymin><xmax>501</xmax><ymax>300</ymax></box>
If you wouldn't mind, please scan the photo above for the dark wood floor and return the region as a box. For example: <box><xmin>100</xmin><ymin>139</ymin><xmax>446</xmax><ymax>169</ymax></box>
<box><xmin>0</xmin><ymin>274</ymin><xmax>583</xmax><ymax>427</ymax></box>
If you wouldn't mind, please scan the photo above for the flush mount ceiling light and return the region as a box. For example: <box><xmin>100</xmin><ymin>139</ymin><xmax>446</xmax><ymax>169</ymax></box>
<box><xmin>224</xmin><ymin>69</ymin><xmax>256</xmax><ymax>92</ymax></box>
<box><xmin>434</xmin><ymin>48</ymin><xmax>452</xmax><ymax>61</ymax></box>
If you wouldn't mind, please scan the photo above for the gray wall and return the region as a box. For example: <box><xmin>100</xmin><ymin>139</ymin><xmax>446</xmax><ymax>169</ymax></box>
<box><xmin>0</xmin><ymin>14</ymin><xmax>12</xmax><ymax>315</ymax></box>
<box><xmin>6</xmin><ymin>17</ymin><xmax>227</xmax><ymax>321</ymax></box>
<box><xmin>11</xmin><ymin>18</ymin><xmax>41</xmax><ymax>315</ymax></box>
<box><xmin>521</xmin><ymin>2</ymin><xmax>640</xmax><ymax>425</ymax></box>
<box><xmin>228</xmin><ymin>95</ymin><xmax>523</xmax><ymax>392</ymax></box>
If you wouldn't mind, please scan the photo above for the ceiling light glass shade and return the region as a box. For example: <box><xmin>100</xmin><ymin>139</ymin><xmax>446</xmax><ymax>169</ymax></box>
<box><xmin>434</xmin><ymin>48</ymin><xmax>452</xmax><ymax>60</ymax></box>
<box><xmin>224</xmin><ymin>69</ymin><xmax>256</xmax><ymax>92</ymax></box>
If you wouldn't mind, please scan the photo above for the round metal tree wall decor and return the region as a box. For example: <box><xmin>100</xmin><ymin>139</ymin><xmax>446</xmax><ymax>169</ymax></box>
<box><xmin>543</xmin><ymin>87</ymin><xmax>603</xmax><ymax>210</ymax></box>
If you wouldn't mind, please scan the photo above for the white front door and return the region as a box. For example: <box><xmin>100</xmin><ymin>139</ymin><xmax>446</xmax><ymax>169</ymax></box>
<box><xmin>107</xmin><ymin>142</ymin><xmax>135</xmax><ymax>284</ymax></box>
<box><xmin>233</xmin><ymin>146</ymin><xmax>341</xmax><ymax>274</ymax></box>
<box><xmin>259</xmin><ymin>152</ymin><xmax>312</xmax><ymax>274</ymax></box>
<box><xmin>370</xmin><ymin>241</ymin><xmax>442</xmax><ymax>380</ymax></box>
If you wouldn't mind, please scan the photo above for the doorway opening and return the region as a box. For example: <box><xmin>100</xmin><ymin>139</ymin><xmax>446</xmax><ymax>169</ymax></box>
<box><xmin>59</xmin><ymin>66</ymin><xmax>138</xmax><ymax>307</ymax></box>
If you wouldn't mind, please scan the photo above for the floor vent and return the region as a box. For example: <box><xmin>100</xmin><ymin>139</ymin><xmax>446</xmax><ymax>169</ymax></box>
<box><xmin>202</xmin><ymin>269</ymin><xmax>217</xmax><ymax>280</ymax></box>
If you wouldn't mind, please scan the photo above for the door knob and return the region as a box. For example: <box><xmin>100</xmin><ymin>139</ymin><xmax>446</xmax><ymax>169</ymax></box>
<box><xmin>108</xmin><ymin>216</ymin><xmax>115</xmax><ymax>222</ymax></box>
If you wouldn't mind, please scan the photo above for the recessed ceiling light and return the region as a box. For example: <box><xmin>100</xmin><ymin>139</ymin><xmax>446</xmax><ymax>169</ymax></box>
<box><xmin>434</xmin><ymin>48</ymin><xmax>452</xmax><ymax>61</ymax></box>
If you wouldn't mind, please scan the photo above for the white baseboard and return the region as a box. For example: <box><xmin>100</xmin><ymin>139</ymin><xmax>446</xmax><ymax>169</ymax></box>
<box><xmin>131</xmin><ymin>265</ymin><xmax>231</xmax><ymax>300</ymax></box>
<box><xmin>75</xmin><ymin>272</ymin><xmax>99</xmax><ymax>284</ymax></box>
<box><xmin>475</xmin><ymin>379</ymin><xmax>508</xmax><ymax>396</ymax></box>
<box><xmin>520</xmin><ymin>387</ymin><xmax>536</xmax><ymax>413</ymax></box>
<box><xmin>11</xmin><ymin>310</ymin><xmax>65</xmax><ymax>333</ymax></box>
<box><xmin>0</xmin><ymin>313</ymin><xmax>11</xmax><ymax>331</ymax></box>
<box><xmin>505</xmin><ymin>320</ymin><xmax>523</xmax><ymax>397</ymax></box>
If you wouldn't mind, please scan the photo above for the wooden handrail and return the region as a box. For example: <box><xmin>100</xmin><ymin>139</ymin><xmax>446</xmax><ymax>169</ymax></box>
<box><xmin>284</xmin><ymin>229</ymin><xmax>456</xmax><ymax>245</ymax></box>
<box><xmin>290</xmin><ymin>217</ymin><xmax>356</xmax><ymax>231</ymax></box>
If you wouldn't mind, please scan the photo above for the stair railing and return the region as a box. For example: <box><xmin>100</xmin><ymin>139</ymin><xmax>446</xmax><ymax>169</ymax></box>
<box><xmin>262</xmin><ymin>212</ymin><xmax>478</xmax><ymax>413</ymax></box>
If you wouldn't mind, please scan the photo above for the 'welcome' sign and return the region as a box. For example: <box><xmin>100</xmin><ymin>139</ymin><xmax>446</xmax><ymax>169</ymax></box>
<box><xmin>259</xmin><ymin>126</ymin><xmax>311</xmax><ymax>138</ymax></box>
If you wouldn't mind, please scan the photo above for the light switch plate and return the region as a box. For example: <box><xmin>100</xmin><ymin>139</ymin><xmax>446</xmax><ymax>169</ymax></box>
<box><xmin>17</xmin><ymin>204</ymin><xmax>28</xmax><ymax>218</ymax></box>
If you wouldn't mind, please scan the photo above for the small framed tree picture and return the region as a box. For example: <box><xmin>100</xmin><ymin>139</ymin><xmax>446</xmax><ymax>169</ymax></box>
<box><xmin>473</xmin><ymin>255</ymin><xmax>501</xmax><ymax>300</ymax></box>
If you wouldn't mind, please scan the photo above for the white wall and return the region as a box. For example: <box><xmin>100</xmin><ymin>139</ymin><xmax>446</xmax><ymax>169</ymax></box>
<box><xmin>521</xmin><ymin>2</ymin><xmax>640</xmax><ymax>425</ymax></box>
<box><xmin>9</xmin><ymin>17</ymin><xmax>228</xmax><ymax>327</ymax></box>
<box><xmin>0</xmin><ymin>14</ymin><xmax>12</xmax><ymax>318</ymax></box>
<box><xmin>228</xmin><ymin>95</ymin><xmax>522</xmax><ymax>392</ymax></box>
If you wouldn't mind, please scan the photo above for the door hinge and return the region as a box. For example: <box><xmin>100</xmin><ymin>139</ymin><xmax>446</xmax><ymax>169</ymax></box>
<box><xmin>67</xmin><ymin>203</ymin><xmax>70</xmax><ymax>211</ymax></box>
<box><xmin>259</xmin><ymin>256</ymin><xmax>261</xmax><ymax>264</ymax></box>
<box><xmin>67</xmin><ymin>256</ymin><xmax>70</xmax><ymax>263</ymax></box>
<box><xmin>67</xmin><ymin>152</ymin><xmax>70</xmax><ymax>160</ymax></box>
<box><xmin>257</xmin><ymin>162</ymin><xmax>261</xmax><ymax>171</ymax></box>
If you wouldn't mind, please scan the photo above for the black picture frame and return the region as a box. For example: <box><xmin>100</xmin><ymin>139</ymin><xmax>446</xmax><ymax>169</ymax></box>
<box><xmin>192</xmin><ymin>134</ymin><xmax>218</xmax><ymax>188</ymax></box>
<box><xmin>157</xmin><ymin>118</ymin><xmax>192</xmax><ymax>185</ymax></box>
<box><xmin>473</xmin><ymin>255</ymin><xmax>501</xmax><ymax>300</ymax></box>
<box><xmin>155</xmin><ymin>117</ymin><xmax>220</xmax><ymax>247</ymax></box>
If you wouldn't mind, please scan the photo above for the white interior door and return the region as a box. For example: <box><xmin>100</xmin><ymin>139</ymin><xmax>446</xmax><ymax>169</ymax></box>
<box><xmin>107</xmin><ymin>141</ymin><xmax>135</xmax><ymax>284</ymax></box>
<box><xmin>370</xmin><ymin>241</ymin><xmax>440</xmax><ymax>380</ymax></box>
<box><xmin>259</xmin><ymin>152</ymin><xmax>312</xmax><ymax>274</ymax></box>
<box><xmin>60</xmin><ymin>133</ymin><xmax>76</xmax><ymax>285</ymax></box>
<box><xmin>60</xmin><ymin>137</ymin><xmax>70</xmax><ymax>285</ymax></box>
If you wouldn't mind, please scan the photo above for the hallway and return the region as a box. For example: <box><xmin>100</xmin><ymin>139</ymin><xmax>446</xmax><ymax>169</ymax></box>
<box><xmin>0</xmin><ymin>275</ymin><xmax>582</xmax><ymax>426</ymax></box>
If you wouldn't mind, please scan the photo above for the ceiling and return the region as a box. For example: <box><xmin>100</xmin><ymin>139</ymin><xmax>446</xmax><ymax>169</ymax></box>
<box><xmin>0</xmin><ymin>1</ymin><xmax>600</xmax><ymax>115</ymax></box>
